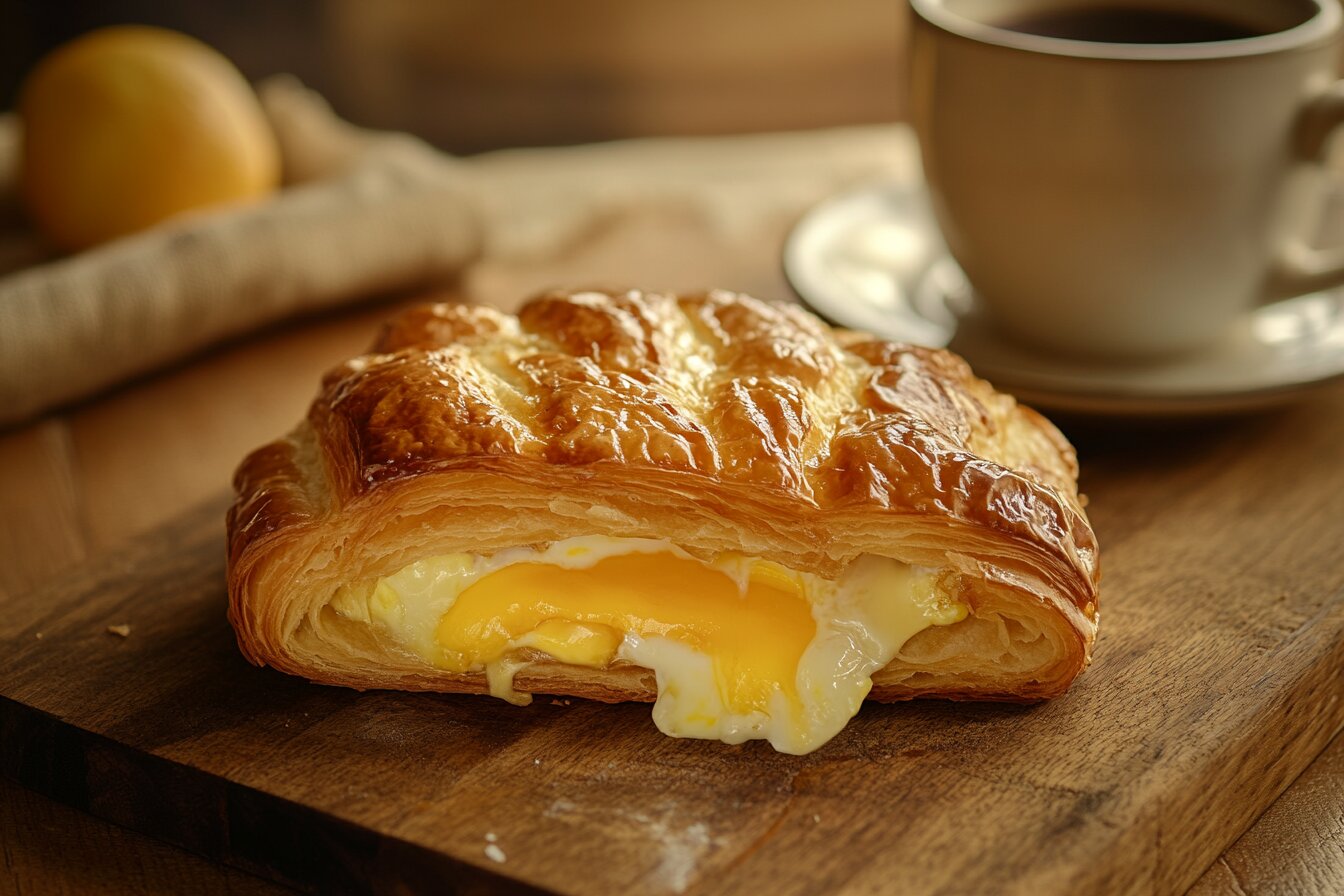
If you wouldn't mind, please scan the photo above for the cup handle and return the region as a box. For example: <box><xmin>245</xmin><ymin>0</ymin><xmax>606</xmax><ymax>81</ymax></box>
<box><xmin>1268</xmin><ymin>80</ymin><xmax>1344</xmax><ymax>298</ymax></box>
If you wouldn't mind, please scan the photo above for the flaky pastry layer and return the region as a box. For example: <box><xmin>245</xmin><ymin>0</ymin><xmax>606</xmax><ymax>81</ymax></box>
<box><xmin>227</xmin><ymin>289</ymin><xmax>1099</xmax><ymax>704</ymax></box>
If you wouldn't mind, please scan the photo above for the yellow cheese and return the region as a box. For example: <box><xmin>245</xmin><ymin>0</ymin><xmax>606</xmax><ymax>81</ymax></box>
<box><xmin>438</xmin><ymin>551</ymin><xmax>816</xmax><ymax>716</ymax></box>
<box><xmin>512</xmin><ymin>619</ymin><xmax>622</xmax><ymax>668</ymax></box>
<box><xmin>339</xmin><ymin>536</ymin><xmax>967</xmax><ymax>754</ymax></box>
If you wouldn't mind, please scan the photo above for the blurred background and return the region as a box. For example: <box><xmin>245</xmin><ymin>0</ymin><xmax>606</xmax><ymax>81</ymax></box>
<box><xmin>1</xmin><ymin>0</ymin><xmax>907</xmax><ymax>154</ymax></box>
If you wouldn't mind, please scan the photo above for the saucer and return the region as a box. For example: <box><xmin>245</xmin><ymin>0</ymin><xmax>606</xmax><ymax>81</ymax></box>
<box><xmin>784</xmin><ymin>182</ymin><xmax>1344</xmax><ymax>417</ymax></box>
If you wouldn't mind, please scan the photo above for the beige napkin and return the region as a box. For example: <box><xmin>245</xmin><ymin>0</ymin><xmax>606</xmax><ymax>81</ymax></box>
<box><xmin>0</xmin><ymin>77</ymin><xmax>915</xmax><ymax>427</ymax></box>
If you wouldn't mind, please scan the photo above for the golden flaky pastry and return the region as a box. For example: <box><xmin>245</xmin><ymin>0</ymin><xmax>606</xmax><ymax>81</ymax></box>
<box><xmin>227</xmin><ymin>289</ymin><xmax>1099</xmax><ymax>753</ymax></box>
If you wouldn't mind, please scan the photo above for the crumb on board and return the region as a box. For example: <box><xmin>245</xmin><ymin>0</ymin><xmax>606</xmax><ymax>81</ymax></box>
<box><xmin>484</xmin><ymin>832</ymin><xmax>498</xmax><ymax>843</ymax></box>
<box><xmin>106</xmin><ymin>624</ymin><xmax>132</xmax><ymax>638</ymax></box>
<box><xmin>484</xmin><ymin>843</ymin><xmax>507</xmax><ymax>863</ymax></box>
<box><xmin>533</xmin><ymin>758</ymin><xmax>541</xmax><ymax>766</ymax></box>
<box><xmin>35</xmin><ymin>632</ymin><xmax>43</xmax><ymax>639</ymax></box>
<box><xmin>813</xmin><ymin>814</ymin><xmax>821</xmax><ymax>823</ymax></box>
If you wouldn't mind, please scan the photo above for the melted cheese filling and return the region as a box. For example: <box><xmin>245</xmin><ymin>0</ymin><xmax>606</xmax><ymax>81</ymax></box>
<box><xmin>331</xmin><ymin>536</ymin><xmax>966</xmax><ymax>754</ymax></box>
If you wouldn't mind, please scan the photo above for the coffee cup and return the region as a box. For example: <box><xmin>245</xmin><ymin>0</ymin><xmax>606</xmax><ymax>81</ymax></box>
<box><xmin>908</xmin><ymin>0</ymin><xmax>1344</xmax><ymax>359</ymax></box>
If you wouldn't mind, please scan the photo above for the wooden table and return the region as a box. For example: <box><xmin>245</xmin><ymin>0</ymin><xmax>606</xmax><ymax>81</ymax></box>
<box><xmin>2</xmin><ymin>212</ymin><xmax>1341</xmax><ymax>895</ymax></box>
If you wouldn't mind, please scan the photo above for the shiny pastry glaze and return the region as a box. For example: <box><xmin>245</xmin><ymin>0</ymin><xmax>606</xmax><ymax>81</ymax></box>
<box><xmin>227</xmin><ymin>289</ymin><xmax>1100</xmax><ymax>703</ymax></box>
<box><xmin>267</xmin><ymin>291</ymin><xmax>1095</xmax><ymax>591</ymax></box>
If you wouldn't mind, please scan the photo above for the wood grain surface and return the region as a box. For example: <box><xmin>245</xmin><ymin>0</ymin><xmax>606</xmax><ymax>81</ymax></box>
<box><xmin>1188</xmin><ymin>730</ymin><xmax>1344</xmax><ymax>896</ymax></box>
<box><xmin>2</xmin><ymin>217</ymin><xmax>1342</xmax><ymax>894</ymax></box>
<box><xmin>0</xmin><ymin>775</ymin><xmax>293</xmax><ymax>896</ymax></box>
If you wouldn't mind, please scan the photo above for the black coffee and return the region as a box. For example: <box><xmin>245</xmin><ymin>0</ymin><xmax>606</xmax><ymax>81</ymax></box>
<box><xmin>1001</xmin><ymin>7</ymin><xmax>1265</xmax><ymax>43</ymax></box>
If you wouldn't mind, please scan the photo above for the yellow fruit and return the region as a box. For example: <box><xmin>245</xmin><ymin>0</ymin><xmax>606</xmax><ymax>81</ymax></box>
<box><xmin>18</xmin><ymin>25</ymin><xmax>279</xmax><ymax>251</ymax></box>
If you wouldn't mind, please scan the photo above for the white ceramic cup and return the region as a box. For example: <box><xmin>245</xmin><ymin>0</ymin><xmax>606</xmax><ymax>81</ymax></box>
<box><xmin>909</xmin><ymin>0</ymin><xmax>1344</xmax><ymax>359</ymax></box>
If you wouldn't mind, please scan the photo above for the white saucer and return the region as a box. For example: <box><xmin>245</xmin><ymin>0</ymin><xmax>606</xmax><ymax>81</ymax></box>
<box><xmin>784</xmin><ymin>182</ymin><xmax>1344</xmax><ymax>417</ymax></box>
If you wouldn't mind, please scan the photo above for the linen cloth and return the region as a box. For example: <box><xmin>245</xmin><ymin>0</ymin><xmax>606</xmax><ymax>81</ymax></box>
<box><xmin>0</xmin><ymin>76</ymin><xmax>916</xmax><ymax>426</ymax></box>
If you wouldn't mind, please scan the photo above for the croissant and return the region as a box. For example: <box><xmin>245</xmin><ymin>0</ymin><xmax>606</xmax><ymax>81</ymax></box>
<box><xmin>227</xmin><ymin>289</ymin><xmax>1099</xmax><ymax>754</ymax></box>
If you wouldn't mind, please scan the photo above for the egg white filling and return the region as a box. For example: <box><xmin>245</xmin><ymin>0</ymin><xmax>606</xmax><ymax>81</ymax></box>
<box><xmin>330</xmin><ymin>536</ymin><xmax>966</xmax><ymax>754</ymax></box>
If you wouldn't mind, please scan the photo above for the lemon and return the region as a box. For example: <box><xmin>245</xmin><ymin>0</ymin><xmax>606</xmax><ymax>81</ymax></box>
<box><xmin>18</xmin><ymin>25</ymin><xmax>279</xmax><ymax>251</ymax></box>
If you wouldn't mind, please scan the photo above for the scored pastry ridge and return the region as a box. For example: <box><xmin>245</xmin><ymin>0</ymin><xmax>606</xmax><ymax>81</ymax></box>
<box><xmin>228</xmin><ymin>288</ymin><xmax>1099</xmax><ymax>711</ymax></box>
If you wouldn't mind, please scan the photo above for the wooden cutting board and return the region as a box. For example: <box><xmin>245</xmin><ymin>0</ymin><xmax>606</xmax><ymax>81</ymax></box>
<box><xmin>3</xmin><ymin>392</ymin><xmax>1343</xmax><ymax>896</ymax></box>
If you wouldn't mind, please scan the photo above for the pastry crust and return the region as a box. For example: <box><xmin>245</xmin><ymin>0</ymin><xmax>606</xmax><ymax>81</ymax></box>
<box><xmin>227</xmin><ymin>289</ymin><xmax>1099</xmax><ymax>704</ymax></box>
